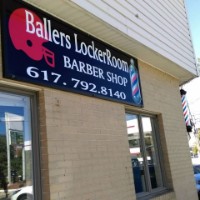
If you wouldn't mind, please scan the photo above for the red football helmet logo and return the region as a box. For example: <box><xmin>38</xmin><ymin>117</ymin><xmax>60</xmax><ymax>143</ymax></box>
<box><xmin>8</xmin><ymin>8</ymin><xmax>55</xmax><ymax>67</ymax></box>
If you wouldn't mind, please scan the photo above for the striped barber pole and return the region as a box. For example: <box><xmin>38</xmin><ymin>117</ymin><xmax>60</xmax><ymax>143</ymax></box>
<box><xmin>129</xmin><ymin>59</ymin><xmax>141</xmax><ymax>105</ymax></box>
<box><xmin>180</xmin><ymin>89</ymin><xmax>192</xmax><ymax>132</ymax></box>
<box><xmin>181</xmin><ymin>95</ymin><xmax>191</xmax><ymax>126</ymax></box>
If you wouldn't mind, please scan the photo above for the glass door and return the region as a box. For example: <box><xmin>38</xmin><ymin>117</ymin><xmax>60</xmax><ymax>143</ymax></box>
<box><xmin>126</xmin><ymin>113</ymin><xmax>164</xmax><ymax>196</ymax></box>
<box><xmin>0</xmin><ymin>91</ymin><xmax>34</xmax><ymax>200</ymax></box>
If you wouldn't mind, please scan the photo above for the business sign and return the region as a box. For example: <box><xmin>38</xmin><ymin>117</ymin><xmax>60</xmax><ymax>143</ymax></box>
<box><xmin>10</xmin><ymin>130</ymin><xmax>23</xmax><ymax>146</ymax></box>
<box><xmin>1</xmin><ymin>0</ymin><xmax>143</xmax><ymax>106</ymax></box>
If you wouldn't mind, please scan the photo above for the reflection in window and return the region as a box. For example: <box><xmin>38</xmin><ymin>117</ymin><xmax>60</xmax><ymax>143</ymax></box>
<box><xmin>126</xmin><ymin>113</ymin><xmax>163</xmax><ymax>195</ymax></box>
<box><xmin>142</xmin><ymin>117</ymin><xmax>162</xmax><ymax>189</ymax></box>
<box><xmin>126</xmin><ymin>114</ymin><xmax>147</xmax><ymax>193</ymax></box>
<box><xmin>0</xmin><ymin>92</ymin><xmax>33</xmax><ymax>199</ymax></box>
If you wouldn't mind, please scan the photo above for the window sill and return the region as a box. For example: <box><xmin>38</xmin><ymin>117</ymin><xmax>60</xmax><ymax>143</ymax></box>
<box><xmin>137</xmin><ymin>188</ymin><xmax>174</xmax><ymax>200</ymax></box>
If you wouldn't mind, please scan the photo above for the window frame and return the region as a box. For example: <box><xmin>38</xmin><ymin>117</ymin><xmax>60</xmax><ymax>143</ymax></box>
<box><xmin>126</xmin><ymin>111</ymin><xmax>167</xmax><ymax>199</ymax></box>
<box><xmin>0</xmin><ymin>85</ymin><xmax>42</xmax><ymax>200</ymax></box>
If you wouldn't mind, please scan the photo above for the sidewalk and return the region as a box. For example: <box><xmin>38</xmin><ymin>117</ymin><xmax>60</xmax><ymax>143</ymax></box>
<box><xmin>0</xmin><ymin>191</ymin><xmax>8</xmax><ymax>200</ymax></box>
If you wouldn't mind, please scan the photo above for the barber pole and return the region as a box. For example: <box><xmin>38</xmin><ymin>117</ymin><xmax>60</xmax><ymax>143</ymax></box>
<box><xmin>181</xmin><ymin>95</ymin><xmax>190</xmax><ymax>126</ymax></box>
<box><xmin>180</xmin><ymin>89</ymin><xmax>192</xmax><ymax>132</ymax></box>
<box><xmin>129</xmin><ymin>59</ymin><xmax>142</xmax><ymax>105</ymax></box>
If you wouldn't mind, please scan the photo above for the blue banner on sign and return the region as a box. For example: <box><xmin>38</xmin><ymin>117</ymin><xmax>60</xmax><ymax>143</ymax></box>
<box><xmin>1</xmin><ymin>0</ymin><xmax>143</xmax><ymax>107</ymax></box>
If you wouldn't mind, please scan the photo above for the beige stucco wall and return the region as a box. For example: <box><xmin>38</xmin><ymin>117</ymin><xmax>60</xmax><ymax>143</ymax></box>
<box><xmin>37</xmin><ymin>60</ymin><xmax>198</xmax><ymax>200</ymax></box>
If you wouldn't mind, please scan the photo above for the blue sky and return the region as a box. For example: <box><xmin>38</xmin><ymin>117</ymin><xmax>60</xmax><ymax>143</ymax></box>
<box><xmin>0</xmin><ymin>106</ymin><xmax>23</xmax><ymax>134</ymax></box>
<box><xmin>185</xmin><ymin>0</ymin><xmax>200</xmax><ymax>59</ymax></box>
<box><xmin>184</xmin><ymin>0</ymin><xmax>200</xmax><ymax>128</ymax></box>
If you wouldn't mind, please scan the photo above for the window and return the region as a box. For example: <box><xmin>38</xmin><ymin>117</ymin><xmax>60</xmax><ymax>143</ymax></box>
<box><xmin>0</xmin><ymin>90</ymin><xmax>40</xmax><ymax>200</ymax></box>
<box><xmin>126</xmin><ymin>113</ymin><xmax>164</xmax><ymax>197</ymax></box>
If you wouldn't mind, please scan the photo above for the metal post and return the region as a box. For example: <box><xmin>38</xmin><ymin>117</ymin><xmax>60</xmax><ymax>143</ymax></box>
<box><xmin>5</xmin><ymin>114</ymin><xmax>11</xmax><ymax>184</ymax></box>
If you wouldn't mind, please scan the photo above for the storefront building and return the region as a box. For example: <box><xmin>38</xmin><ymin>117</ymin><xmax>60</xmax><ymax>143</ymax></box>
<box><xmin>0</xmin><ymin>0</ymin><xmax>198</xmax><ymax>200</ymax></box>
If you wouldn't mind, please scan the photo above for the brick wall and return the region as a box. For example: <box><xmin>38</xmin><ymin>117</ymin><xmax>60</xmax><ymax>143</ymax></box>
<box><xmin>40</xmin><ymin>60</ymin><xmax>198</xmax><ymax>200</ymax></box>
<box><xmin>42</xmin><ymin>90</ymin><xmax>135</xmax><ymax>200</ymax></box>
<box><xmin>139</xmin><ymin>61</ymin><xmax>197</xmax><ymax>200</ymax></box>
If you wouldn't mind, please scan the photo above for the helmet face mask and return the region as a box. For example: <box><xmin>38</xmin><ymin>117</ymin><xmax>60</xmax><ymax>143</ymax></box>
<box><xmin>43</xmin><ymin>46</ymin><xmax>55</xmax><ymax>67</ymax></box>
<box><xmin>8</xmin><ymin>8</ymin><xmax>55</xmax><ymax>67</ymax></box>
